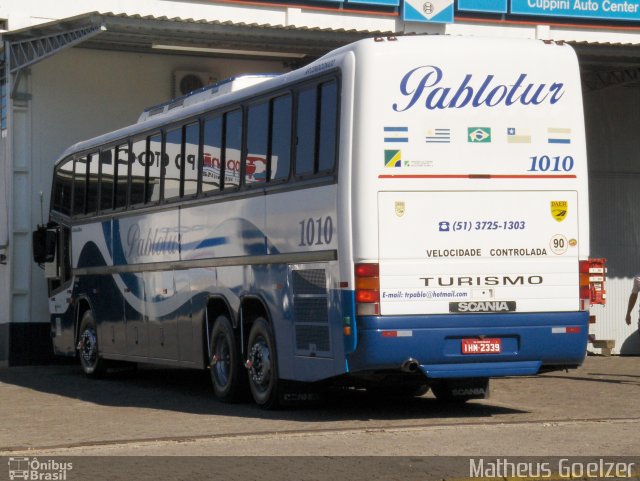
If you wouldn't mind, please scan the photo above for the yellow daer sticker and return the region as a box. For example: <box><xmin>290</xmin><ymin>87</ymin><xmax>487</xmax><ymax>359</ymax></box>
<box><xmin>551</xmin><ymin>200</ymin><xmax>568</xmax><ymax>222</ymax></box>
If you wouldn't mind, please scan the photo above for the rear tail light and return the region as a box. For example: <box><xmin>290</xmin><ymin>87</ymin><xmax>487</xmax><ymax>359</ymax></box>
<box><xmin>355</xmin><ymin>263</ymin><xmax>380</xmax><ymax>316</ymax></box>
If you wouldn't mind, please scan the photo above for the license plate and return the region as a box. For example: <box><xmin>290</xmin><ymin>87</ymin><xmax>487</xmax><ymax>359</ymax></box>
<box><xmin>461</xmin><ymin>338</ymin><xmax>501</xmax><ymax>354</ymax></box>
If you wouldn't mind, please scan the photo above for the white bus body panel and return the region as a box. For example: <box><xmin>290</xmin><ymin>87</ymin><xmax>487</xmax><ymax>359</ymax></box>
<box><xmin>378</xmin><ymin>190</ymin><xmax>580</xmax><ymax>314</ymax></box>
<box><xmin>349</xmin><ymin>36</ymin><xmax>588</xmax><ymax>316</ymax></box>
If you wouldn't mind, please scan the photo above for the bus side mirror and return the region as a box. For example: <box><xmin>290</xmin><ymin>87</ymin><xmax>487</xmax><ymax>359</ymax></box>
<box><xmin>32</xmin><ymin>225</ymin><xmax>57</xmax><ymax>264</ymax></box>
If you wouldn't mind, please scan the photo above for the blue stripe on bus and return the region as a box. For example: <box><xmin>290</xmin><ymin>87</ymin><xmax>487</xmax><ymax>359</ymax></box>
<box><xmin>183</xmin><ymin>236</ymin><xmax>228</xmax><ymax>251</ymax></box>
<box><xmin>102</xmin><ymin>221</ymin><xmax>113</xmax><ymax>259</ymax></box>
<box><xmin>111</xmin><ymin>219</ymin><xmax>128</xmax><ymax>266</ymax></box>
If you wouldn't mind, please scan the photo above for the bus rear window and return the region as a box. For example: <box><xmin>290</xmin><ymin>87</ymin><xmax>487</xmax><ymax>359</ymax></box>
<box><xmin>294</xmin><ymin>80</ymin><xmax>338</xmax><ymax>178</ymax></box>
<box><xmin>318</xmin><ymin>80</ymin><xmax>338</xmax><ymax>173</ymax></box>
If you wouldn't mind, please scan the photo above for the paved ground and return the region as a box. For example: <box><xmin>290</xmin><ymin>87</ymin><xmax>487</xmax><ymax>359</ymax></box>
<box><xmin>0</xmin><ymin>356</ymin><xmax>639</xmax><ymax>480</ymax></box>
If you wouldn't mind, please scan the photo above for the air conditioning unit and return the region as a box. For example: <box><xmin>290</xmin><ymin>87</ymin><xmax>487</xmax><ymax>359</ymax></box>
<box><xmin>173</xmin><ymin>71</ymin><xmax>216</xmax><ymax>97</ymax></box>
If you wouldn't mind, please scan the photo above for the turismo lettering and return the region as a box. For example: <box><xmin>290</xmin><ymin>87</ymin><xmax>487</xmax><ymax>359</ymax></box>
<box><xmin>392</xmin><ymin>66</ymin><xmax>565</xmax><ymax>112</ymax></box>
<box><xmin>421</xmin><ymin>275</ymin><xmax>543</xmax><ymax>287</ymax></box>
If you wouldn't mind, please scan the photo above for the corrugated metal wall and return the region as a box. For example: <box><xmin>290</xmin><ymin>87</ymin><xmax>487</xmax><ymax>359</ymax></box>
<box><xmin>585</xmin><ymin>82</ymin><xmax>640</xmax><ymax>354</ymax></box>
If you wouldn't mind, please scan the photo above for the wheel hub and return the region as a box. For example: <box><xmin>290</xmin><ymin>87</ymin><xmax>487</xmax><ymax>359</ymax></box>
<box><xmin>79</xmin><ymin>329</ymin><xmax>97</xmax><ymax>365</ymax></box>
<box><xmin>248</xmin><ymin>340</ymin><xmax>271</xmax><ymax>387</ymax></box>
<box><xmin>212</xmin><ymin>335</ymin><xmax>231</xmax><ymax>385</ymax></box>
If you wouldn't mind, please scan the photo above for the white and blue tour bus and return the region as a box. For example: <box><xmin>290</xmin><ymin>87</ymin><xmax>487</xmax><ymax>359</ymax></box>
<box><xmin>33</xmin><ymin>35</ymin><xmax>605</xmax><ymax>408</ymax></box>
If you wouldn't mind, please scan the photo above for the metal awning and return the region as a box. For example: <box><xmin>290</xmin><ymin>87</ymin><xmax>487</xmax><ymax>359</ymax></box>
<box><xmin>2</xmin><ymin>11</ymin><xmax>394</xmax><ymax>73</ymax></box>
<box><xmin>5</xmin><ymin>12</ymin><xmax>640</xmax><ymax>91</ymax></box>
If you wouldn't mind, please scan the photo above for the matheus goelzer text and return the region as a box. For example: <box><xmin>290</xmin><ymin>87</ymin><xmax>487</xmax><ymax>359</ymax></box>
<box><xmin>469</xmin><ymin>458</ymin><xmax>636</xmax><ymax>478</ymax></box>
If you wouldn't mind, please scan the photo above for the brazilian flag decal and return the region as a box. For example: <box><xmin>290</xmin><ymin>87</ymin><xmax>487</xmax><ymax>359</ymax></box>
<box><xmin>468</xmin><ymin>127</ymin><xmax>491</xmax><ymax>143</ymax></box>
<box><xmin>384</xmin><ymin>150</ymin><xmax>402</xmax><ymax>168</ymax></box>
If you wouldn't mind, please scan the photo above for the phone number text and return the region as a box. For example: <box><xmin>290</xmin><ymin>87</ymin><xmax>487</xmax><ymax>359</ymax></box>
<box><xmin>450</xmin><ymin>221</ymin><xmax>526</xmax><ymax>232</ymax></box>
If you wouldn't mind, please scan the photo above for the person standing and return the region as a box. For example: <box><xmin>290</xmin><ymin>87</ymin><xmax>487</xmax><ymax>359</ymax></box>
<box><xmin>624</xmin><ymin>273</ymin><xmax>640</xmax><ymax>328</ymax></box>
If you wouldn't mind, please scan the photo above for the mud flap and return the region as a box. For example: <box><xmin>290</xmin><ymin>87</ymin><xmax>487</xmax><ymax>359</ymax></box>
<box><xmin>279</xmin><ymin>380</ymin><xmax>325</xmax><ymax>406</ymax></box>
<box><xmin>431</xmin><ymin>377</ymin><xmax>490</xmax><ymax>402</ymax></box>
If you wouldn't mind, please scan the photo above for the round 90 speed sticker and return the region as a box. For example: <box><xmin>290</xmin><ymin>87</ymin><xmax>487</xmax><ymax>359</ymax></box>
<box><xmin>550</xmin><ymin>234</ymin><xmax>568</xmax><ymax>255</ymax></box>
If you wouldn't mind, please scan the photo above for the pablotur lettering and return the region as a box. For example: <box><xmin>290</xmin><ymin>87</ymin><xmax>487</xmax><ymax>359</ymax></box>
<box><xmin>392</xmin><ymin>66</ymin><xmax>565</xmax><ymax>112</ymax></box>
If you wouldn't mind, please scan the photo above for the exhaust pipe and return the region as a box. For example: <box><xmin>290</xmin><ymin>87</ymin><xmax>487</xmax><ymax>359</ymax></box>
<box><xmin>401</xmin><ymin>358</ymin><xmax>419</xmax><ymax>373</ymax></box>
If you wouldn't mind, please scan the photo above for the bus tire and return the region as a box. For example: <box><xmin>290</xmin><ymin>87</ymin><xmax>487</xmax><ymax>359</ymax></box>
<box><xmin>209</xmin><ymin>314</ymin><xmax>246</xmax><ymax>402</ymax></box>
<box><xmin>246</xmin><ymin>317</ymin><xmax>280</xmax><ymax>409</ymax></box>
<box><xmin>77</xmin><ymin>310</ymin><xmax>107</xmax><ymax>378</ymax></box>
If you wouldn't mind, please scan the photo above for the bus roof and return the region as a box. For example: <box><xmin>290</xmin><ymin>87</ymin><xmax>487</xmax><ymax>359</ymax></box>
<box><xmin>137</xmin><ymin>74</ymin><xmax>280</xmax><ymax>123</ymax></box>
<box><xmin>54</xmin><ymin>35</ymin><xmax>574</xmax><ymax>165</ymax></box>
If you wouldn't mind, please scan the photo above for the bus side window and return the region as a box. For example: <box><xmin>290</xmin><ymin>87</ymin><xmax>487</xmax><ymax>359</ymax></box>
<box><xmin>146</xmin><ymin>133</ymin><xmax>162</xmax><ymax>204</ymax></box>
<box><xmin>202</xmin><ymin>116</ymin><xmax>222</xmax><ymax>194</ymax></box>
<box><xmin>86</xmin><ymin>152</ymin><xmax>100</xmax><ymax>215</ymax></box>
<box><xmin>270</xmin><ymin>94</ymin><xmax>292</xmax><ymax>182</ymax></box>
<box><xmin>295</xmin><ymin>86</ymin><xmax>317</xmax><ymax>177</ymax></box>
<box><xmin>246</xmin><ymin>102</ymin><xmax>268</xmax><ymax>186</ymax></box>
<box><xmin>100</xmin><ymin>149</ymin><xmax>115</xmax><ymax>211</ymax></box>
<box><xmin>184</xmin><ymin>122</ymin><xmax>199</xmax><ymax>196</ymax></box>
<box><xmin>165</xmin><ymin>127</ymin><xmax>182</xmax><ymax>200</ymax></box>
<box><xmin>72</xmin><ymin>156</ymin><xmax>88</xmax><ymax>216</ymax></box>
<box><xmin>52</xmin><ymin>158</ymin><xmax>73</xmax><ymax>216</ymax></box>
<box><xmin>130</xmin><ymin>138</ymin><xmax>146</xmax><ymax>206</ymax></box>
<box><xmin>224</xmin><ymin>109</ymin><xmax>242</xmax><ymax>190</ymax></box>
<box><xmin>318</xmin><ymin>80</ymin><xmax>338</xmax><ymax>173</ymax></box>
<box><xmin>114</xmin><ymin>144</ymin><xmax>129</xmax><ymax>209</ymax></box>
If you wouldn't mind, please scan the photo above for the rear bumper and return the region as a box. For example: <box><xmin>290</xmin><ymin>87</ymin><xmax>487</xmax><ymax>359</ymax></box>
<box><xmin>347</xmin><ymin>311</ymin><xmax>589</xmax><ymax>378</ymax></box>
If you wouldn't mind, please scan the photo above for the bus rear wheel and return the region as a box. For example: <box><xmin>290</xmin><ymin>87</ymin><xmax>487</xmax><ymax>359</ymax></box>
<box><xmin>77</xmin><ymin>310</ymin><xmax>107</xmax><ymax>378</ymax></box>
<box><xmin>246</xmin><ymin>318</ymin><xmax>280</xmax><ymax>409</ymax></box>
<box><xmin>209</xmin><ymin>314</ymin><xmax>246</xmax><ymax>402</ymax></box>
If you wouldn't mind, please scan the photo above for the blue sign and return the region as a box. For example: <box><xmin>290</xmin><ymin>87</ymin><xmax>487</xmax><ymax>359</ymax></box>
<box><xmin>403</xmin><ymin>0</ymin><xmax>454</xmax><ymax>22</ymax></box>
<box><xmin>511</xmin><ymin>0</ymin><xmax>640</xmax><ymax>22</ymax></box>
<box><xmin>458</xmin><ymin>0</ymin><xmax>507</xmax><ymax>13</ymax></box>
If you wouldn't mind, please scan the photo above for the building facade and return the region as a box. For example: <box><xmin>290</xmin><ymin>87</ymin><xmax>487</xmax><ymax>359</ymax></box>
<box><xmin>1</xmin><ymin>0</ymin><xmax>640</xmax><ymax>365</ymax></box>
